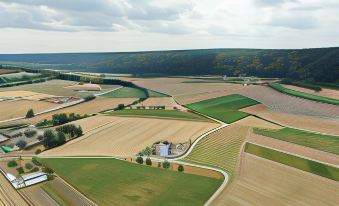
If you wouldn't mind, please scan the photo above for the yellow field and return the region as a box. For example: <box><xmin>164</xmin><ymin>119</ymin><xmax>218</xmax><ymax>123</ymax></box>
<box><xmin>65</xmin><ymin>83</ymin><xmax>102</xmax><ymax>91</ymax></box>
<box><xmin>0</xmin><ymin>173</ymin><xmax>28</xmax><ymax>206</ymax></box>
<box><xmin>132</xmin><ymin>97</ymin><xmax>177</xmax><ymax>109</ymax></box>
<box><xmin>41</xmin><ymin>116</ymin><xmax>219</xmax><ymax>157</ymax></box>
<box><xmin>0</xmin><ymin>100</ymin><xmax>57</xmax><ymax>121</ymax></box>
<box><xmin>212</xmin><ymin>153</ymin><xmax>339</xmax><ymax>206</ymax></box>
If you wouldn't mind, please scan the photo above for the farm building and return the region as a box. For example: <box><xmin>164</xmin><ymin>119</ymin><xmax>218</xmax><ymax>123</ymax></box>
<box><xmin>9</xmin><ymin>172</ymin><xmax>48</xmax><ymax>189</ymax></box>
<box><xmin>155</xmin><ymin>143</ymin><xmax>170</xmax><ymax>157</ymax></box>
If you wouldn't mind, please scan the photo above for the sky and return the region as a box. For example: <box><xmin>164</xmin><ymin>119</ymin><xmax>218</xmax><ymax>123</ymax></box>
<box><xmin>0</xmin><ymin>0</ymin><xmax>338</xmax><ymax>53</ymax></box>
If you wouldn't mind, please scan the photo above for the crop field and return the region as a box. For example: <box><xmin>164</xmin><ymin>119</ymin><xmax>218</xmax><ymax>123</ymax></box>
<box><xmin>245</xmin><ymin>143</ymin><xmax>339</xmax><ymax>181</ymax></box>
<box><xmin>0</xmin><ymin>79</ymin><xmax>119</xmax><ymax>98</ymax></box>
<box><xmin>212</xmin><ymin>153</ymin><xmax>339</xmax><ymax>206</ymax></box>
<box><xmin>185</xmin><ymin>94</ymin><xmax>258</xmax><ymax>123</ymax></box>
<box><xmin>133</xmin><ymin>97</ymin><xmax>177</xmax><ymax>109</ymax></box>
<box><xmin>39</xmin><ymin>158</ymin><xmax>222</xmax><ymax>206</ymax></box>
<box><xmin>269</xmin><ymin>83</ymin><xmax>339</xmax><ymax>105</ymax></box>
<box><xmin>0</xmin><ymin>69</ymin><xmax>18</xmax><ymax>75</ymax></box>
<box><xmin>101</xmin><ymin>87</ymin><xmax>167</xmax><ymax>98</ymax></box>
<box><xmin>283</xmin><ymin>84</ymin><xmax>339</xmax><ymax>100</ymax></box>
<box><xmin>237</xmin><ymin>85</ymin><xmax>339</xmax><ymax>119</ymax></box>
<box><xmin>241</xmin><ymin>104</ymin><xmax>339</xmax><ymax>135</ymax></box>
<box><xmin>247</xmin><ymin>131</ymin><xmax>339</xmax><ymax>166</ymax></box>
<box><xmin>0</xmin><ymin>172</ymin><xmax>28</xmax><ymax>206</ymax></box>
<box><xmin>0</xmin><ymin>99</ymin><xmax>56</xmax><ymax>121</ymax></box>
<box><xmin>183</xmin><ymin>117</ymin><xmax>280</xmax><ymax>175</ymax></box>
<box><xmin>5</xmin><ymin>97</ymin><xmax>137</xmax><ymax>125</ymax></box>
<box><xmin>254</xmin><ymin>127</ymin><xmax>339</xmax><ymax>155</ymax></box>
<box><xmin>41</xmin><ymin>116</ymin><xmax>218</xmax><ymax>157</ymax></box>
<box><xmin>104</xmin><ymin>109</ymin><xmax>210</xmax><ymax>122</ymax></box>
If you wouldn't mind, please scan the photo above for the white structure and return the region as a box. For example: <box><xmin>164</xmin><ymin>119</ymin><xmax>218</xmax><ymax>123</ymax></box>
<box><xmin>7</xmin><ymin>172</ymin><xmax>48</xmax><ymax>189</ymax></box>
<box><xmin>155</xmin><ymin>143</ymin><xmax>170</xmax><ymax>157</ymax></box>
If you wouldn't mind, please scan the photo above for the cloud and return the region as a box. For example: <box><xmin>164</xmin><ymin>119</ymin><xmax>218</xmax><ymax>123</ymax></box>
<box><xmin>254</xmin><ymin>0</ymin><xmax>297</xmax><ymax>7</ymax></box>
<box><xmin>268</xmin><ymin>14</ymin><xmax>318</xmax><ymax>29</ymax></box>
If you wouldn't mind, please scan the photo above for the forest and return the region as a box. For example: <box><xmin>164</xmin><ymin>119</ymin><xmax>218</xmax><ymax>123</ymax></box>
<box><xmin>0</xmin><ymin>47</ymin><xmax>338</xmax><ymax>83</ymax></box>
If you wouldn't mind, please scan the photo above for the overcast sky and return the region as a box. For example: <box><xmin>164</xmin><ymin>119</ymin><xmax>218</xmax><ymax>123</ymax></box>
<box><xmin>0</xmin><ymin>0</ymin><xmax>338</xmax><ymax>53</ymax></box>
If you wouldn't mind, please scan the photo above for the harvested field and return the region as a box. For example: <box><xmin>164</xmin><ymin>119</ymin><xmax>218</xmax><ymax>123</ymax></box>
<box><xmin>247</xmin><ymin>131</ymin><xmax>339</xmax><ymax>166</ymax></box>
<box><xmin>6</xmin><ymin>97</ymin><xmax>137</xmax><ymax>125</ymax></box>
<box><xmin>133</xmin><ymin>97</ymin><xmax>177</xmax><ymax>109</ymax></box>
<box><xmin>186</xmin><ymin>94</ymin><xmax>258</xmax><ymax>123</ymax></box>
<box><xmin>104</xmin><ymin>109</ymin><xmax>210</xmax><ymax>122</ymax></box>
<box><xmin>212</xmin><ymin>153</ymin><xmax>339</xmax><ymax>206</ymax></box>
<box><xmin>20</xmin><ymin>185</ymin><xmax>59</xmax><ymax>206</ymax></box>
<box><xmin>241</xmin><ymin>104</ymin><xmax>339</xmax><ymax>135</ymax></box>
<box><xmin>0</xmin><ymin>99</ymin><xmax>56</xmax><ymax>121</ymax></box>
<box><xmin>0</xmin><ymin>79</ymin><xmax>119</xmax><ymax>98</ymax></box>
<box><xmin>235</xmin><ymin>116</ymin><xmax>282</xmax><ymax>129</ymax></box>
<box><xmin>245</xmin><ymin>143</ymin><xmax>339</xmax><ymax>181</ymax></box>
<box><xmin>41</xmin><ymin>116</ymin><xmax>219</xmax><ymax>157</ymax></box>
<box><xmin>40</xmin><ymin>158</ymin><xmax>222</xmax><ymax>206</ymax></box>
<box><xmin>0</xmin><ymin>69</ymin><xmax>17</xmax><ymax>75</ymax></box>
<box><xmin>0</xmin><ymin>172</ymin><xmax>28</xmax><ymax>206</ymax></box>
<box><xmin>65</xmin><ymin>83</ymin><xmax>101</xmax><ymax>91</ymax></box>
<box><xmin>283</xmin><ymin>84</ymin><xmax>339</xmax><ymax>100</ymax></box>
<box><xmin>237</xmin><ymin>85</ymin><xmax>339</xmax><ymax>119</ymax></box>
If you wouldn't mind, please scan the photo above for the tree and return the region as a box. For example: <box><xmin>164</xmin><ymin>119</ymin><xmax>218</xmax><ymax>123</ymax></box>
<box><xmin>117</xmin><ymin>104</ymin><xmax>125</xmax><ymax>110</ymax></box>
<box><xmin>143</xmin><ymin>146</ymin><xmax>152</xmax><ymax>156</ymax></box>
<box><xmin>178</xmin><ymin>165</ymin><xmax>184</xmax><ymax>172</ymax></box>
<box><xmin>52</xmin><ymin>113</ymin><xmax>68</xmax><ymax>126</ymax></box>
<box><xmin>7</xmin><ymin>160</ymin><xmax>17</xmax><ymax>167</ymax></box>
<box><xmin>16</xmin><ymin>140</ymin><xmax>27</xmax><ymax>149</ymax></box>
<box><xmin>136</xmin><ymin>156</ymin><xmax>143</xmax><ymax>164</ymax></box>
<box><xmin>25</xmin><ymin>109</ymin><xmax>34</xmax><ymax>118</ymax></box>
<box><xmin>163</xmin><ymin>160</ymin><xmax>170</xmax><ymax>169</ymax></box>
<box><xmin>56</xmin><ymin>131</ymin><xmax>66</xmax><ymax>145</ymax></box>
<box><xmin>145</xmin><ymin>158</ymin><xmax>152</xmax><ymax>166</ymax></box>
<box><xmin>74</xmin><ymin>126</ymin><xmax>83</xmax><ymax>137</ymax></box>
<box><xmin>35</xmin><ymin>149</ymin><xmax>42</xmax><ymax>155</ymax></box>
<box><xmin>42</xmin><ymin>129</ymin><xmax>57</xmax><ymax>148</ymax></box>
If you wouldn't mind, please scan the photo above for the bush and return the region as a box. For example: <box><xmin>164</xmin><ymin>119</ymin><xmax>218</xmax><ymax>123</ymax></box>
<box><xmin>142</xmin><ymin>146</ymin><xmax>153</xmax><ymax>156</ymax></box>
<box><xmin>42</xmin><ymin>165</ymin><xmax>54</xmax><ymax>174</ymax></box>
<box><xmin>16</xmin><ymin>140</ymin><xmax>27</xmax><ymax>149</ymax></box>
<box><xmin>157</xmin><ymin>162</ymin><xmax>161</xmax><ymax>167</ymax></box>
<box><xmin>136</xmin><ymin>156</ymin><xmax>143</xmax><ymax>164</ymax></box>
<box><xmin>24</xmin><ymin>130</ymin><xmax>37</xmax><ymax>138</ymax></box>
<box><xmin>163</xmin><ymin>160</ymin><xmax>170</xmax><ymax>169</ymax></box>
<box><xmin>37</xmin><ymin>135</ymin><xmax>44</xmax><ymax>141</ymax></box>
<box><xmin>25</xmin><ymin>163</ymin><xmax>33</xmax><ymax>170</ymax></box>
<box><xmin>16</xmin><ymin>167</ymin><xmax>24</xmax><ymax>174</ymax></box>
<box><xmin>84</xmin><ymin>95</ymin><xmax>96</xmax><ymax>101</ymax></box>
<box><xmin>25</xmin><ymin>109</ymin><xmax>34</xmax><ymax>118</ymax></box>
<box><xmin>117</xmin><ymin>104</ymin><xmax>125</xmax><ymax>110</ymax></box>
<box><xmin>32</xmin><ymin>157</ymin><xmax>42</xmax><ymax>166</ymax></box>
<box><xmin>30</xmin><ymin>167</ymin><xmax>39</xmax><ymax>173</ymax></box>
<box><xmin>146</xmin><ymin>158</ymin><xmax>152</xmax><ymax>166</ymax></box>
<box><xmin>7</xmin><ymin>160</ymin><xmax>17</xmax><ymax>167</ymax></box>
<box><xmin>178</xmin><ymin>165</ymin><xmax>184</xmax><ymax>172</ymax></box>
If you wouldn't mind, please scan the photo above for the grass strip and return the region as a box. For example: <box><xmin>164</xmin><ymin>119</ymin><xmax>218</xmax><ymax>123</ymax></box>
<box><xmin>245</xmin><ymin>143</ymin><xmax>339</xmax><ymax>181</ymax></box>
<box><xmin>254</xmin><ymin>127</ymin><xmax>339</xmax><ymax>155</ymax></box>
<box><xmin>269</xmin><ymin>83</ymin><xmax>339</xmax><ymax>105</ymax></box>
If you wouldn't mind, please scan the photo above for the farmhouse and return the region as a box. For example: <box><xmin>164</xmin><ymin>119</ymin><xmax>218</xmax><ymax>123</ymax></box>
<box><xmin>155</xmin><ymin>143</ymin><xmax>170</xmax><ymax>157</ymax></box>
<box><xmin>9</xmin><ymin>172</ymin><xmax>48</xmax><ymax>189</ymax></box>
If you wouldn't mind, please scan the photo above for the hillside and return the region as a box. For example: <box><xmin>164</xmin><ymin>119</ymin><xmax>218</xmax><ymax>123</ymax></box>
<box><xmin>1</xmin><ymin>47</ymin><xmax>338</xmax><ymax>82</ymax></box>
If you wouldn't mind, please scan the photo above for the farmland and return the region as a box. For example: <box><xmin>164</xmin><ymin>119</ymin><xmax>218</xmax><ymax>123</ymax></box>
<box><xmin>185</xmin><ymin>94</ymin><xmax>258</xmax><ymax>123</ymax></box>
<box><xmin>253</xmin><ymin>127</ymin><xmax>339</xmax><ymax>155</ymax></box>
<box><xmin>104</xmin><ymin>109</ymin><xmax>210</xmax><ymax>122</ymax></box>
<box><xmin>39</xmin><ymin>158</ymin><xmax>222</xmax><ymax>206</ymax></box>
<box><xmin>0</xmin><ymin>69</ymin><xmax>18</xmax><ymax>75</ymax></box>
<box><xmin>0</xmin><ymin>99</ymin><xmax>56</xmax><ymax>121</ymax></box>
<box><xmin>132</xmin><ymin>97</ymin><xmax>177</xmax><ymax>109</ymax></box>
<box><xmin>241</xmin><ymin>104</ymin><xmax>339</xmax><ymax>135</ymax></box>
<box><xmin>101</xmin><ymin>87</ymin><xmax>167</xmax><ymax>98</ymax></box>
<box><xmin>183</xmin><ymin>117</ymin><xmax>280</xmax><ymax>175</ymax></box>
<box><xmin>0</xmin><ymin>79</ymin><xmax>120</xmax><ymax>98</ymax></box>
<box><xmin>41</xmin><ymin>116</ymin><xmax>219</xmax><ymax>157</ymax></box>
<box><xmin>211</xmin><ymin>153</ymin><xmax>339</xmax><ymax>206</ymax></box>
<box><xmin>244</xmin><ymin>143</ymin><xmax>339</xmax><ymax>181</ymax></box>
<box><xmin>269</xmin><ymin>83</ymin><xmax>339</xmax><ymax>105</ymax></box>
<box><xmin>282</xmin><ymin>84</ymin><xmax>339</xmax><ymax>100</ymax></box>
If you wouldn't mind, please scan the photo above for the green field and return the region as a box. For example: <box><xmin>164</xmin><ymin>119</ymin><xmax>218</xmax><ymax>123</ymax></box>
<box><xmin>269</xmin><ymin>83</ymin><xmax>339</xmax><ymax>105</ymax></box>
<box><xmin>254</xmin><ymin>127</ymin><xmax>339</xmax><ymax>155</ymax></box>
<box><xmin>245</xmin><ymin>143</ymin><xmax>339</xmax><ymax>181</ymax></box>
<box><xmin>185</xmin><ymin>94</ymin><xmax>258</xmax><ymax>123</ymax></box>
<box><xmin>40</xmin><ymin>158</ymin><xmax>222</xmax><ymax>206</ymax></box>
<box><xmin>104</xmin><ymin>109</ymin><xmax>210</xmax><ymax>121</ymax></box>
